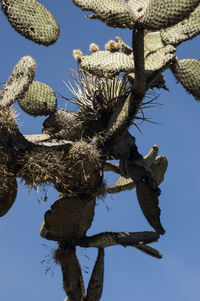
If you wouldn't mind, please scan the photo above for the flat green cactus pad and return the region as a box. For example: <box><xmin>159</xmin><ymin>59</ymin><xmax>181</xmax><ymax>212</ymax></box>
<box><xmin>72</xmin><ymin>0</ymin><xmax>138</xmax><ymax>28</ymax></box>
<box><xmin>161</xmin><ymin>4</ymin><xmax>200</xmax><ymax>46</ymax></box>
<box><xmin>1</xmin><ymin>56</ymin><xmax>36</xmax><ymax>107</ymax></box>
<box><xmin>1</xmin><ymin>0</ymin><xmax>60</xmax><ymax>45</ymax></box>
<box><xmin>79</xmin><ymin>51</ymin><xmax>134</xmax><ymax>76</ymax></box>
<box><xmin>171</xmin><ymin>59</ymin><xmax>200</xmax><ymax>101</ymax></box>
<box><xmin>142</xmin><ymin>0</ymin><xmax>199</xmax><ymax>30</ymax></box>
<box><xmin>18</xmin><ymin>81</ymin><xmax>57</xmax><ymax>116</ymax></box>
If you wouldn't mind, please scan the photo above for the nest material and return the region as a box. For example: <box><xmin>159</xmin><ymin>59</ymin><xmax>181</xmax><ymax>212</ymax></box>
<box><xmin>17</xmin><ymin>141</ymin><xmax>105</xmax><ymax>197</ymax></box>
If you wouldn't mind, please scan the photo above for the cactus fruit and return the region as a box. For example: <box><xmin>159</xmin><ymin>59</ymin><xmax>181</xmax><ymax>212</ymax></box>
<box><xmin>160</xmin><ymin>4</ymin><xmax>200</xmax><ymax>46</ymax></box>
<box><xmin>171</xmin><ymin>59</ymin><xmax>200</xmax><ymax>101</ymax></box>
<box><xmin>142</xmin><ymin>0</ymin><xmax>199</xmax><ymax>30</ymax></box>
<box><xmin>90</xmin><ymin>43</ymin><xmax>99</xmax><ymax>53</ymax></box>
<box><xmin>1</xmin><ymin>0</ymin><xmax>60</xmax><ymax>45</ymax></box>
<box><xmin>1</xmin><ymin>56</ymin><xmax>36</xmax><ymax>107</ymax></box>
<box><xmin>40</xmin><ymin>196</ymin><xmax>96</xmax><ymax>241</ymax></box>
<box><xmin>17</xmin><ymin>81</ymin><xmax>57</xmax><ymax>116</ymax></box>
<box><xmin>72</xmin><ymin>0</ymin><xmax>139</xmax><ymax>29</ymax></box>
<box><xmin>0</xmin><ymin>168</ymin><xmax>17</xmax><ymax>217</ymax></box>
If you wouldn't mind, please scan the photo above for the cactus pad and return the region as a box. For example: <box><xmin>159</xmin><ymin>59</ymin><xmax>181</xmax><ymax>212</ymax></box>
<box><xmin>0</xmin><ymin>168</ymin><xmax>17</xmax><ymax>217</ymax></box>
<box><xmin>171</xmin><ymin>59</ymin><xmax>200</xmax><ymax>101</ymax></box>
<box><xmin>151</xmin><ymin>156</ymin><xmax>168</xmax><ymax>185</ymax></box>
<box><xmin>86</xmin><ymin>248</ymin><xmax>104</xmax><ymax>301</ymax></box>
<box><xmin>17</xmin><ymin>81</ymin><xmax>57</xmax><ymax>116</ymax></box>
<box><xmin>79</xmin><ymin>51</ymin><xmax>134</xmax><ymax>76</ymax></box>
<box><xmin>40</xmin><ymin>196</ymin><xmax>96</xmax><ymax>241</ymax></box>
<box><xmin>144</xmin><ymin>32</ymin><xmax>164</xmax><ymax>55</ymax></box>
<box><xmin>142</xmin><ymin>0</ymin><xmax>199</xmax><ymax>30</ymax></box>
<box><xmin>72</xmin><ymin>0</ymin><xmax>139</xmax><ymax>28</ymax></box>
<box><xmin>161</xmin><ymin>4</ymin><xmax>200</xmax><ymax>46</ymax></box>
<box><xmin>1</xmin><ymin>0</ymin><xmax>60</xmax><ymax>45</ymax></box>
<box><xmin>128</xmin><ymin>0</ymin><xmax>150</xmax><ymax>18</ymax></box>
<box><xmin>1</xmin><ymin>56</ymin><xmax>36</xmax><ymax>107</ymax></box>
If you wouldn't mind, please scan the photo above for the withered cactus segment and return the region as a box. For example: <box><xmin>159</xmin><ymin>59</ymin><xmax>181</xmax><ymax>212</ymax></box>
<box><xmin>136</xmin><ymin>180</ymin><xmax>165</xmax><ymax>234</ymax></box>
<box><xmin>151</xmin><ymin>156</ymin><xmax>168</xmax><ymax>185</ymax></box>
<box><xmin>54</xmin><ymin>244</ymin><xmax>86</xmax><ymax>301</ymax></box>
<box><xmin>142</xmin><ymin>0</ymin><xmax>200</xmax><ymax>30</ymax></box>
<box><xmin>107</xmin><ymin>144</ymin><xmax>161</xmax><ymax>193</ymax></box>
<box><xmin>72</xmin><ymin>0</ymin><xmax>139</xmax><ymax>29</ymax></box>
<box><xmin>86</xmin><ymin>248</ymin><xmax>104</xmax><ymax>301</ymax></box>
<box><xmin>171</xmin><ymin>59</ymin><xmax>200</xmax><ymax>101</ymax></box>
<box><xmin>1</xmin><ymin>56</ymin><xmax>36</xmax><ymax>107</ymax></box>
<box><xmin>17</xmin><ymin>81</ymin><xmax>57</xmax><ymax>116</ymax></box>
<box><xmin>0</xmin><ymin>166</ymin><xmax>17</xmax><ymax>217</ymax></box>
<box><xmin>78</xmin><ymin>231</ymin><xmax>159</xmax><ymax>248</ymax></box>
<box><xmin>161</xmin><ymin>4</ymin><xmax>200</xmax><ymax>46</ymax></box>
<box><xmin>40</xmin><ymin>196</ymin><xmax>96</xmax><ymax>241</ymax></box>
<box><xmin>134</xmin><ymin>244</ymin><xmax>162</xmax><ymax>259</ymax></box>
<box><xmin>1</xmin><ymin>0</ymin><xmax>60</xmax><ymax>45</ymax></box>
<box><xmin>42</xmin><ymin>110</ymin><xmax>84</xmax><ymax>141</ymax></box>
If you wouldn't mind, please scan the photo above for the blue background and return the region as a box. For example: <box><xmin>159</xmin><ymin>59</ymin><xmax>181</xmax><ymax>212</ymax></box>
<box><xmin>0</xmin><ymin>1</ymin><xmax>200</xmax><ymax>301</ymax></box>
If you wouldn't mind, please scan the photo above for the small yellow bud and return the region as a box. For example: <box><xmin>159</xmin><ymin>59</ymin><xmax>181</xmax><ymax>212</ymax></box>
<box><xmin>73</xmin><ymin>49</ymin><xmax>83</xmax><ymax>62</ymax></box>
<box><xmin>89</xmin><ymin>43</ymin><xmax>99</xmax><ymax>53</ymax></box>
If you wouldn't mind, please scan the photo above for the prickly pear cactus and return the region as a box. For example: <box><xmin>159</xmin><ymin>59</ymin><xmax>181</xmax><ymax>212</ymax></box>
<box><xmin>1</xmin><ymin>0</ymin><xmax>60</xmax><ymax>45</ymax></box>
<box><xmin>1</xmin><ymin>56</ymin><xmax>36</xmax><ymax>107</ymax></box>
<box><xmin>17</xmin><ymin>81</ymin><xmax>57</xmax><ymax>116</ymax></box>
<box><xmin>142</xmin><ymin>0</ymin><xmax>199</xmax><ymax>29</ymax></box>
<box><xmin>161</xmin><ymin>4</ymin><xmax>200</xmax><ymax>46</ymax></box>
<box><xmin>77</xmin><ymin>50</ymin><xmax>134</xmax><ymax>76</ymax></box>
<box><xmin>72</xmin><ymin>0</ymin><xmax>138</xmax><ymax>28</ymax></box>
<box><xmin>171</xmin><ymin>59</ymin><xmax>200</xmax><ymax>101</ymax></box>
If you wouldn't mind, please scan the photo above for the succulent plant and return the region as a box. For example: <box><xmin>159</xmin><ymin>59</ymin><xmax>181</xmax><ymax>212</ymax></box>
<box><xmin>72</xmin><ymin>0</ymin><xmax>139</xmax><ymax>28</ymax></box>
<box><xmin>1</xmin><ymin>0</ymin><xmax>200</xmax><ymax>301</ymax></box>
<box><xmin>0</xmin><ymin>56</ymin><xmax>36</xmax><ymax>107</ymax></box>
<box><xmin>142</xmin><ymin>0</ymin><xmax>199</xmax><ymax>30</ymax></box>
<box><xmin>161</xmin><ymin>3</ymin><xmax>200</xmax><ymax>46</ymax></box>
<box><xmin>17</xmin><ymin>81</ymin><xmax>57</xmax><ymax>116</ymax></box>
<box><xmin>171</xmin><ymin>59</ymin><xmax>200</xmax><ymax>101</ymax></box>
<box><xmin>1</xmin><ymin>0</ymin><xmax>60</xmax><ymax>45</ymax></box>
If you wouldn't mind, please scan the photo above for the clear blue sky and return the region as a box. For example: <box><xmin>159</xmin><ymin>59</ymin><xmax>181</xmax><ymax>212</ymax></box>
<box><xmin>0</xmin><ymin>1</ymin><xmax>200</xmax><ymax>301</ymax></box>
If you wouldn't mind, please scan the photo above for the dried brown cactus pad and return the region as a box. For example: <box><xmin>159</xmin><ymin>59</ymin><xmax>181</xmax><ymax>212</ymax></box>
<box><xmin>40</xmin><ymin>195</ymin><xmax>96</xmax><ymax>241</ymax></box>
<box><xmin>0</xmin><ymin>169</ymin><xmax>17</xmax><ymax>217</ymax></box>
